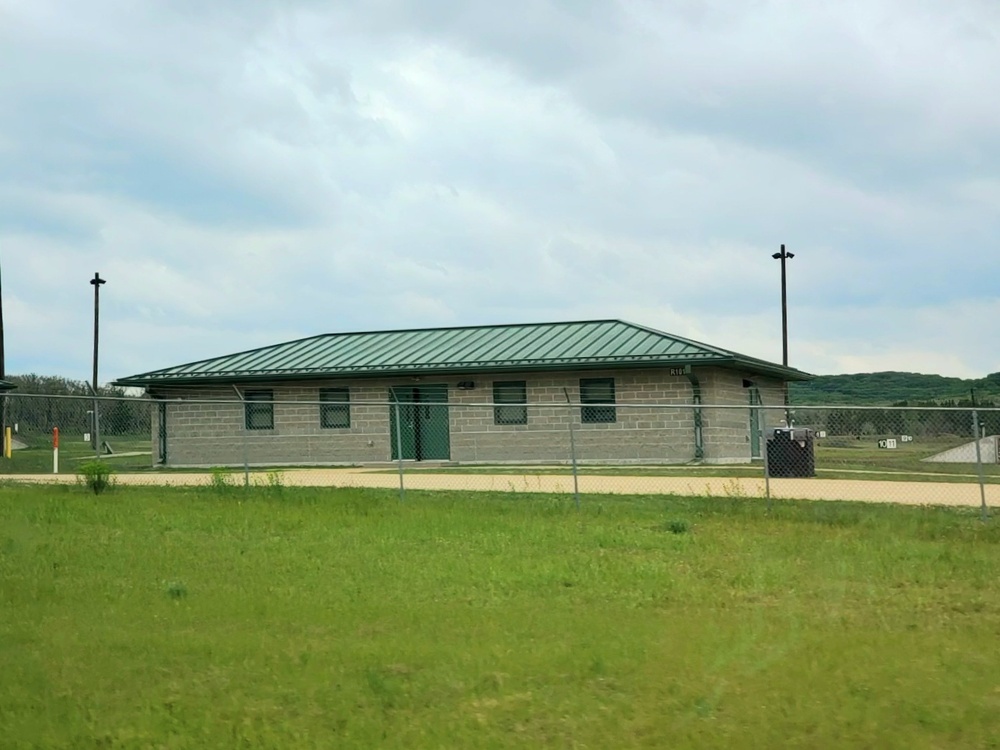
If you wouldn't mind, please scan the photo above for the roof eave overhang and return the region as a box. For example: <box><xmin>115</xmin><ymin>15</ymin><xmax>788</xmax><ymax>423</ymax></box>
<box><xmin>723</xmin><ymin>357</ymin><xmax>814</xmax><ymax>382</ymax></box>
<box><xmin>117</xmin><ymin>356</ymin><xmax>813</xmax><ymax>388</ymax></box>
<box><xmin>116</xmin><ymin>361</ymin><xmax>659</xmax><ymax>387</ymax></box>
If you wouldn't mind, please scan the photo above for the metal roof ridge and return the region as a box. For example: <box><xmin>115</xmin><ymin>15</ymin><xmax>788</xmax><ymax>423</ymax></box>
<box><xmin>307</xmin><ymin>318</ymin><xmax>626</xmax><ymax>338</ymax></box>
<box><xmin>614</xmin><ymin>320</ymin><xmax>739</xmax><ymax>357</ymax></box>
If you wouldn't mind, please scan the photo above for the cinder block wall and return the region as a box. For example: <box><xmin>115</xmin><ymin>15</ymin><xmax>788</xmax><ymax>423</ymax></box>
<box><xmin>153</xmin><ymin>384</ymin><xmax>390</xmax><ymax>467</ymax></box>
<box><xmin>447</xmin><ymin>369</ymin><xmax>696</xmax><ymax>464</ymax></box>
<box><xmin>698</xmin><ymin>371</ymin><xmax>787</xmax><ymax>463</ymax></box>
<box><xmin>149</xmin><ymin>367</ymin><xmax>783</xmax><ymax>467</ymax></box>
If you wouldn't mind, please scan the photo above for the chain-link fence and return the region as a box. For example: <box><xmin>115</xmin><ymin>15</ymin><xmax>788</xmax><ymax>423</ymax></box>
<box><xmin>1</xmin><ymin>393</ymin><xmax>997</xmax><ymax>515</ymax></box>
<box><xmin>0</xmin><ymin>393</ymin><xmax>153</xmax><ymax>474</ymax></box>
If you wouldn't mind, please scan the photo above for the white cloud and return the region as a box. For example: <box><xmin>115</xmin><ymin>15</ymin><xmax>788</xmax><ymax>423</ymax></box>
<box><xmin>0</xmin><ymin>0</ymin><xmax>998</xmax><ymax>383</ymax></box>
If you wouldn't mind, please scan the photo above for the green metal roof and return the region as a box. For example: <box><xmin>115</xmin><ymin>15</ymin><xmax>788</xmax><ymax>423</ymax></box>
<box><xmin>115</xmin><ymin>320</ymin><xmax>812</xmax><ymax>387</ymax></box>
<box><xmin>0</xmin><ymin>379</ymin><xmax>16</xmax><ymax>392</ymax></box>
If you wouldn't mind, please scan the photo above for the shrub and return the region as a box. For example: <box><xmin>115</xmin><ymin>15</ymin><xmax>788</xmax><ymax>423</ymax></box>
<box><xmin>166</xmin><ymin>581</ymin><xmax>187</xmax><ymax>600</ymax></box>
<box><xmin>666</xmin><ymin>520</ymin><xmax>690</xmax><ymax>535</ymax></box>
<box><xmin>266</xmin><ymin>470</ymin><xmax>284</xmax><ymax>492</ymax></box>
<box><xmin>251</xmin><ymin>470</ymin><xmax>284</xmax><ymax>496</ymax></box>
<box><xmin>78</xmin><ymin>460</ymin><xmax>114</xmax><ymax>495</ymax></box>
<box><xmin>210</xmin><ymin>468</ymin><xmax>236</xmax><ymax>493</ymax></box>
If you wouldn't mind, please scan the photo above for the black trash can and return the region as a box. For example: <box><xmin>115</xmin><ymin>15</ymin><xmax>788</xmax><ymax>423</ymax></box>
<box><xmin>766</xmin><ymin>428</ymin><xmax>816</xmax><ymax>477</ymax></box>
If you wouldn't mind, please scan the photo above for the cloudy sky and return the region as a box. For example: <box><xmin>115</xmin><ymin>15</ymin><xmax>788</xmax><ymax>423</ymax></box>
<box><xmin>2</xmin><ymin>0</ymin><xmax>998</xmax><ymax>383</ymax></box>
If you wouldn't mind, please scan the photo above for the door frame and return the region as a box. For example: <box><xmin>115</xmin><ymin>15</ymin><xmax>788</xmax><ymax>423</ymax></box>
<box><xmin>389</xmin><ymin>385</ymin><xmax>450</xmax><ymax>461</ymax></box>
<box><xmin>749</xmin><ymin>387</ymin><xmax>762</xmax><ymax>460</ymax></box>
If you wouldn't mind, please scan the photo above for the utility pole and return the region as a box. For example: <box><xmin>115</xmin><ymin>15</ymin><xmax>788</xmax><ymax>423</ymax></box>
<box><xmin>772</xmin><ymin>245</ymin><xmax>795</xmax><ymax>425</ymax></box>
<box><xmin>90</xmin><ymin>273</ymin><xmax>106</xmax><ymax>455</ymax></box>
<box><xmin>771</xmin><ymin>244</ymin><xmax>794</xmax><ymax>367</ymax></box>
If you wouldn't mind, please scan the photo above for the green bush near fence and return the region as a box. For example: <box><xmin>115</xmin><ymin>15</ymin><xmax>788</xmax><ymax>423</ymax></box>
<box><xmin>77</xmin><ymin>460</ymin><xmax>115</xmax><ymax>494</ymax></box>
<box><xmin>1</xmin><ymin>485</ymin><xmax>998</xmax><ymax>748</ymax></box>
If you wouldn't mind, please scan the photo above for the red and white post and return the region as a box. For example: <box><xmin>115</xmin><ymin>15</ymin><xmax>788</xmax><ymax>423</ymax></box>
<box><xmin>53</xmin><ymin>427</ymin><xmax>59</xmax><ymax>474</ymax></box>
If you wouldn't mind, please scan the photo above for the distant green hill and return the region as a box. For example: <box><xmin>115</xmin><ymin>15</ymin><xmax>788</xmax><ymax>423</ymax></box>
<box><xmin>790</xmin><ymin>371</ymin><xmax>1000</xmax><ymax>406</ymax></box>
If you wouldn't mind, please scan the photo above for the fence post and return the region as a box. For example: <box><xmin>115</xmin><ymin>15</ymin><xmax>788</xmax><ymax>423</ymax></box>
<box><xmin>53</xmin><ymin>427</ymin><xmax>59</xmax><ymax>474</ymax></box>
<box><xmin>972</xmin><ymin>410</ymin><xmax>988</xmax><ymax>522</ymax></box>
<box><xmin>562</xmin><ymin>388</ymin><xmax>580</xmax><ymax>510</ymax></box>
<box><xmin>95</xmin><ymin>400</ymin><xmax>102</xmax><ymax>459</ymax></box>
<box><xmin>85</xmin><ymin>383</ymin><xmax>101</xmax><ymax>459</ymax></box>
<box><xmin>391</xmin><ymin>392</ymin><xmax>405</xmax><ymax>502</ymax></box>
<box><xmin>760</xmin><ymin>404</ymin><xmax>772</xmax><ymax>511</ymax></box>
<box><xmin>232</xmin><ymin>386</ymin><xmax>250</xmax><ymax>488</ymax></box>
<box><xmin>1</xmin><ymin>394</ymin><xmax>8</xmax><ymax>460</ymax></box>
<box><xmin>157</xmin><ymin>400</ymin><xmax>168</xmax><ymax>466</ymax></box>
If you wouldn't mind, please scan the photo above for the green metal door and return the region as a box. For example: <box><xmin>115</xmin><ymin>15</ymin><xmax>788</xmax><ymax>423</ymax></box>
<box><xmin>389</xmin><ymin>388</ymin><xmax>417</xmax><ymax>461</ymax></box>
<box><xmin>415</xmin><ymin>385</ymin><xmax>450</xmax><ymax>460</ymax></box>
<box><xmin>390</xmin><ymin>385</ymin><xmax>450</xmax><ymax>460</ymax></box>
<box><xmin>749</xmin><ymin>388</ymin><xmax>762</xmax><ymax>459</ymax></box>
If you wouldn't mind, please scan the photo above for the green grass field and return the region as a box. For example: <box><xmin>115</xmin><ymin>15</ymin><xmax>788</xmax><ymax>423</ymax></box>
<box><xmin>2</xmin><ymin>484</ymin><xmax>999</xmax><ymax>748</ymax></box>
<box><xmin>0</xmin><ymin>434</ymin><xmax>152</xmax><ymax>475</ymax></box>
<box><xmin>817</xmin><ymin>437</ymin><xmax>1000</xmax><ymax>476</ymax></box>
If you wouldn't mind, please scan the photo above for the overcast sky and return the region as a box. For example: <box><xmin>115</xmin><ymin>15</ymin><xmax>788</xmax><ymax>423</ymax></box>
<box><xmin>2</xmin><ymin>0</ymin><xmax>998</xmax><ymax>383</ymax></box>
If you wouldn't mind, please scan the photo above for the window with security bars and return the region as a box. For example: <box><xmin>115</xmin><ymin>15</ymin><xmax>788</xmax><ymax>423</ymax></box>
<box><xmin>580</xmin><ymin>378</ymin><xmax>616</xmax><ymax>423</ymax></box>
<box><xmin>320</xmin><ymin>388</ymin><xmax>351</xmax><ymax>429</ymax></box>
<box><xmin>244</xmin><ymin>390</ymin><xmax>274</xmax><ymax>430</ymax></box>
<box><xmin>493</xmin><ymin>381</ymin><xmax>528</xmax><ymax>425</ymax></box>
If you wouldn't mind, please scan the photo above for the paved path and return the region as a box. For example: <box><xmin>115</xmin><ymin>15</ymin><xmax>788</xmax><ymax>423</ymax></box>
<box><xmin>7</xmin><ymin>469</ymin><xmax>998</xmax><ymax>507</ymax></box>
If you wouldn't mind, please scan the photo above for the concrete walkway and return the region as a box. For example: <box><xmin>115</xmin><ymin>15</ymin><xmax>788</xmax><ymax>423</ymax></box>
<box><xmin>7</xmin><ymin>469</ymin><xmax>998</xmax><ymax>508</ymax></box>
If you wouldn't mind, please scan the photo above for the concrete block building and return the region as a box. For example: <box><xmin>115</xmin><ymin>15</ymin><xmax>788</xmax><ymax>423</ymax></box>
<box><xmin>115</xmin><ymin>320</ymin><xmax>811</xmax><ymax>468</ymax></box>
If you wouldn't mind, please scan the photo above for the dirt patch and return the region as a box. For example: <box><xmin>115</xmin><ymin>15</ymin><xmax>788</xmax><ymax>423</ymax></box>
<box><xmin>6</xmin><ymin>469</ymin><xmax>997</xmax><ymax>507</ymax></box>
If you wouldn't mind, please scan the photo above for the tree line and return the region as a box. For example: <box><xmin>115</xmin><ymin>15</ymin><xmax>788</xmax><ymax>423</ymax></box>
<box><xmin>790</xmin><ymin>371</ymin><xmax>1000</xmax><ymax>405</ymax></box>
<box><xmin>1</xmin><ymin>374</ymin><xmax>150</xmax><ymax>441</ymax></box>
